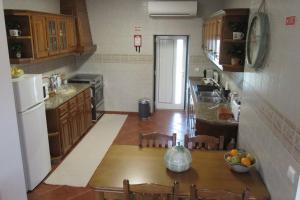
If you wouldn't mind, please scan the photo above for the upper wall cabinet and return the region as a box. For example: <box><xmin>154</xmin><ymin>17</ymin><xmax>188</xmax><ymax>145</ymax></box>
<box><xmin>5</xmin><ymin>10</ymin><xmax>77</xmax><ymax>64</ymax></box>
<box><xmin>60</xmin><ymin>0</ymin><xmax>97</xmax><ymax>54</ymax></box>
<box><xmin>203</xmin><ymin>9</ymin><xmax>249</xmax><ymax>72</ymax></box>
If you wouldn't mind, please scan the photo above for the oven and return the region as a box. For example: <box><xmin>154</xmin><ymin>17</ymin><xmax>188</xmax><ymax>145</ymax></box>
<box><xmin>92</xmin><ymin>81</ymin><xmax>104</xmax><ymax>121</ymax></box>
<box><xmin>68</xmin><ymin>74</ymin><xmax>104</xmax><ymax>121</ymax></box>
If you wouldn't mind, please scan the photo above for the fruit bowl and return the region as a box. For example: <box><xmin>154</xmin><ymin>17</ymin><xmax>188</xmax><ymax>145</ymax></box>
<box><xmin>224</xmin><ymin>149</ymin><xmax>256</xmax><ymax>173</ymax></box>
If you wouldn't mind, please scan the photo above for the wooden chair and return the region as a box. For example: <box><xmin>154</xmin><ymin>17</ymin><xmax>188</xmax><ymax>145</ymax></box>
<box><xmin>184</xmin><ymin>134</ymin><xmax>224</xmax><ymax>150</ymax></box>
<box><xmin>139</xmin><ymin>132</ymin><xmax>176</xmax><ymax>148</ymax></box>
<box><xmin>123</xmin><ymin>179</ymin><xmax>179</xmax><ymax>200</ymax></box>
<box><xmin>190</xmin><ymin>185</ymin><xmax>254</xmax><ymax>200</ymax></box>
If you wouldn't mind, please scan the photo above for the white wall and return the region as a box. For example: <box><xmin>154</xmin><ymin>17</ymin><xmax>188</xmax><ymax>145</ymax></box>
<box><xmin>224</xmin><ymin>0</ymin><xmax>300</xmax><ymax>199</ymax></box>
<box><xmin>0</xmin><ymin>0</ymin><xmax>27</xmax><ymax>199</ymax></box>
<box><xmin>77</xmin><ymin>0</ymin><xmax>224</xmax><ymax>112</ymax></box>
<box><xmin>3</xmin><ymin>0</ymin><xmax>60</xmax><ymax>13</ymax></box>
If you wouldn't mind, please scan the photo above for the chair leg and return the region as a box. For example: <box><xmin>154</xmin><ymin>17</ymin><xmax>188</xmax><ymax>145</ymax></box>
<box><xmin>123</xmin><ymin>179</ymin><xmax>130</xmax><ymax>200</ymax></box>
<box><xmin>190</xmin><ymin>185</ymin><xmax>197</xmax><ymax>200</ymax></box>
<box><xmin>95</xmin><ymin>191</ymin><xmax>104</xmax><ymax>200</ymax></box>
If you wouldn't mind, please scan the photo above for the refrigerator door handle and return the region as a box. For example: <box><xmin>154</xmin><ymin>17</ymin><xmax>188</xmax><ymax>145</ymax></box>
<box><xmin>21</xmin><ymin>102</ymin><xmax>44</xmax><ymax>115</ymax></box>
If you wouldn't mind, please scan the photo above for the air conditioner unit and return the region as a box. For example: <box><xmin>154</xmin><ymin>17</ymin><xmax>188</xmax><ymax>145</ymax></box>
<box><xmin>148</xmin><ymin>1</ymin><xmax>197</xmax><ymax>17</ymax></box>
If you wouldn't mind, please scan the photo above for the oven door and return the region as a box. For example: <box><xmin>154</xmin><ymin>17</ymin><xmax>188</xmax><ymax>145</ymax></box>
<box><xmin>96</xmin><ymin>100</ymin><xmax>104</xmax><ymax>120</ymax></box>
<box><xmin>92</xmin><ymin>83</ymin><xmax>104</xmax><ymax>121</ymax></box>
<box><xmin>94</xmin><ymin>83</ymin><xmax>104</xmax><ymax>104</ymax></box>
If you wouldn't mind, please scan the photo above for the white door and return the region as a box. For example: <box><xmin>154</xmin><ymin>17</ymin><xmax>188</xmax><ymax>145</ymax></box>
<box><xmin>155</xmin><ymin>36</ymin><xmax>187</xmax><ymax>110</ymax></box>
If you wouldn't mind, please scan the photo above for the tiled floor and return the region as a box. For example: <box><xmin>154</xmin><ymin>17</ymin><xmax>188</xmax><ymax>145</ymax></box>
<box><xmin>27</xmin><ymin>110</ymin><xmax>188</xmax><ymax>200</ymax></box>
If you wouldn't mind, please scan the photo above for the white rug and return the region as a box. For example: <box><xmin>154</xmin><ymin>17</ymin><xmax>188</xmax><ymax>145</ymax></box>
<box><xmin>45</xmin><ymin>114</ymin><xmax>127</xmax><ymax>187</ymax></box>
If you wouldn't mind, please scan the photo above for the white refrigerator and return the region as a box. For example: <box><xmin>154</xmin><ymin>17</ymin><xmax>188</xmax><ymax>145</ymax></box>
<box><xmin>12</xmin><ymin>74</ymin><xmax>51</xmax><ymax>191</ymax></box>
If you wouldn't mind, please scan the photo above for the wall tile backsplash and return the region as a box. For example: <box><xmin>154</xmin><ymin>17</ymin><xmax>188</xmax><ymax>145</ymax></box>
<box><xmin>16</xmin><ymin>56</ymin><xmax>79</xmax><ymax>78</ymax></box>
<box><xmin>244</xmin><ymin>82</ymin><xmax>300</xmax><ymax>162</ymax></box>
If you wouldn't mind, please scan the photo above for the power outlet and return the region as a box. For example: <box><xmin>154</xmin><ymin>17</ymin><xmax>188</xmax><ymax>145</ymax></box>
<box><xmin>287</xmin><ymin>165</ymin><xmax>296</xmax><ymax>184</ymax></box>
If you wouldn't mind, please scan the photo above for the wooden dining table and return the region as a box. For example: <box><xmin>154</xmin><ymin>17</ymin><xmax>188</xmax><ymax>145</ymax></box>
<box><xmin>89</xmin><ymin>145</ymin><xmax>270</xmax><ymax>200</ymax></box>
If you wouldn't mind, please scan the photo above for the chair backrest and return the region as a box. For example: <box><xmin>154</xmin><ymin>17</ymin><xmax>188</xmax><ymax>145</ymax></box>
<box><xmin>184</xmin><ymin>134</ymin><xmax>224</xmax><ymax>150</ymax></box>
<box><xmin>190</xmin><ymin>185</ymin><xmax>253</xmax><ymax>200</ymax></box>
<box><xmin>139</xmin><ymin>132</ymin><xmax>176</xmax><ymax>148</ymax></box>
<box><xmin>123</xmin><ymin>179</ymin><xmax>179</xmax><ymax>200</ymax></box>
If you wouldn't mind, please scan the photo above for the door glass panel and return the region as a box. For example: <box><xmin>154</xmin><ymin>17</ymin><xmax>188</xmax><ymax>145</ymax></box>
<box><xmin>175</xmin><ymin>39</ymin><xmax>184</xmax><ymax>105</ymax></box>
<box><xmin>49</xmin><ymin>37</ymin><xmax>53</xmax><ymax>50</ymax></box>
<box><xmin>53</xmin><ymin>37</ymin><xmax>57</xmax><ymax>50</ymax></box>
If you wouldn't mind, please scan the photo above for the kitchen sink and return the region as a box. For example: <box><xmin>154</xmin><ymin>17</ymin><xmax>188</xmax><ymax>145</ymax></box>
<box><xmin>196</xmin><ymin>90</ymin><xmax>225</xmax><ymax>103</ymax></box>
<box><xmin>198</xmin><ymin>96</ymin><xmax>223</xmax><ymax>103</ymax></box>
<box><xmin>198</xmin><ymin>91</ymin><xmax>220</xmax><ymax>98</ymax></box>
<box><xmin>196</xmin><ymin>84</ymin><xmax>219</xmax><ymax>92</ymax></box>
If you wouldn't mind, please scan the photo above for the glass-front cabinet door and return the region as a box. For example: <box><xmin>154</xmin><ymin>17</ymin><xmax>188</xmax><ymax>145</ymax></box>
<box><xmin>59</xmin><ymin>17</ymin><xmax>68</xmax><ymax>53</ymax></box>
<box><xmin>47</xmin><ymin>17</ymin><xmax>59</xmax><ymax>55</ymax></box>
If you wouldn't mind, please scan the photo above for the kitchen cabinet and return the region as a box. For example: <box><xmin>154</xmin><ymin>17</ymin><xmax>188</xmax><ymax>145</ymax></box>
<box><xmin>65</xmin><ymin>16</ymin><xmax>77</xmax><ymax>52</ymax></box>
<box><xmin>59</xmin><ymin>112</ymin><xmax>73</xmax><ymax>154</ymax></box>
<box><xmin>31</xmin><ymin>15</ymin><xmax>48</xmax><ymax>58</ymax></box>
<box><xmin>61</xmin><ymin>0</ymin><xmax>97</xmax><ymax>54</ymax></box>
<box><xmin>4</xmin><ymin>10</ymin><xmax>77</xmax><ymax>64</ymax></box>
<box><xmin>69</xmin><ymin>98</ymin><xmax>80</xmax><ymax>143</ymax></box>
<box><xmin>58</xmin><ymin>17</ymin><xmax>68</xmax><ymax>53</ymax></box>
<box><xmin>188</xmin><ymin>78</ymin><xmax>238</xmax><ymax>150</ymax></box>
<box><xmin>202</xmin><ymin>9</ymin><xmax>249</xmax><ymax>72</ymax></box>
<box><xmin>46</xmin><ymin>88</ymin><xmax>92</xmax><ymax>163</ymax></box>
<box><xmin>47</xmin><ymin>16</ymin><xmax>59</xmax><ymax>56</ymax></box>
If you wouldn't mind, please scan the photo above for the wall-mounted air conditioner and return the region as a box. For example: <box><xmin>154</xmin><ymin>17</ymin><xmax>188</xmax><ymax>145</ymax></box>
<box><xmin>148</xmin><ymin>1</ymin><xmax>198</xmax><ymax>17</ymax></box>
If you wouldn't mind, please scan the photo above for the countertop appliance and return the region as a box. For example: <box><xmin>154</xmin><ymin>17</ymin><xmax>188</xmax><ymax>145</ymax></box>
<box><xmin>68</xmin><ymin>74</ymin><xmax>104</xmax><ymax>121</ymax></box>
<box><xmin>12</xmin><ymin>74</ymin><xmax>51</xmax><ymax>191</ymax></box>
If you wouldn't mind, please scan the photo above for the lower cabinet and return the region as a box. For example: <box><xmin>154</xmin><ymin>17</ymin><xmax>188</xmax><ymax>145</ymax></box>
<box><xmin>60</xmin><ymin>113</ymin><xmax>73</xmax><ymax>154</ymax></box>
<box><xmin>46</xmin><ymin>88</ymin><xmax>92</xmax><ymax>163</ymax></box>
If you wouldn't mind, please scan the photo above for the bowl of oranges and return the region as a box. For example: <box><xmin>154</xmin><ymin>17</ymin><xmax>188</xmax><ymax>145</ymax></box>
<box><xmin>224</xmin><ymin>149</ymin><xmax>256</xmax><ymax>173</ymax></box>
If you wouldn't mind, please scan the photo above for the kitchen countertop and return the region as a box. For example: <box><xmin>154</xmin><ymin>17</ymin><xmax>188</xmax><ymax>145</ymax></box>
<box><xmin>189</xmin><ymin>76</ymin><xmax>238</xmax><ymax>126</ymax></box>
<box><xmin>45</xmin><ymin>83</ymin><xmax>90</xmax><ymax>110</ymax></box>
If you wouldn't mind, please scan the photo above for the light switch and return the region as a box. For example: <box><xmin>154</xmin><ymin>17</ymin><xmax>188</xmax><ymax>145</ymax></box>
<box><xmin>194</xmin><ymin>67</ymin><xmax>200</xmax><ymax>72</ymax></box>
<box><xmin>287</xmin><ymin>165</ymin><xmax>296</xmax><ymax>184</ymax></box>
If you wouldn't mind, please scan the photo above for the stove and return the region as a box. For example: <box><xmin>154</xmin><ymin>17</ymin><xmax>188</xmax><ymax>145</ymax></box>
<box><xmin>68</xmin><ymin>74</ymin><xmax>104</xmax><ymax>121</ymax></box>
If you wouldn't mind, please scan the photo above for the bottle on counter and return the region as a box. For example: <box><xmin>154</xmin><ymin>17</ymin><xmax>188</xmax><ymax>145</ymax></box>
<box><xmin>226</xmin><ymin>138</ymin><xmax>236</xmax><ymax>150</ymax></box>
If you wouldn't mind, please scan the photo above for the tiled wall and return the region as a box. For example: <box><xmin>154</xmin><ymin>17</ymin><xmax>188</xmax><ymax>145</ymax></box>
<box><xmin>17</xmin><ymin>56</ymin><xmax>79</xmax><ymax>78</ymax></box>
<box><xmin>77</xmin><ymin>0</ymin><xmax>225</xmax><ymax>112</ymax></box>
<box><xmin>223</xmin><ymin>0</ymin><xmax>300</xmax><ymax>199</ymax></box>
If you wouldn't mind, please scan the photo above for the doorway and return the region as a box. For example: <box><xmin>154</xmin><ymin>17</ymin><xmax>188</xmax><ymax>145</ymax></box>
<box><xmin>154</xmin><ymin>35</ymin><xmax>188</xmax><ymax>110</ymax></box>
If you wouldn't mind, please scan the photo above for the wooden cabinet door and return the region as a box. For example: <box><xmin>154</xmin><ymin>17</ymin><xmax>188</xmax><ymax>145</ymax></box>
<box><xmin>77</xmin><ymin>103</ymin><xmax>86</xmax><ymax>136</ymax></box>
<box><xmin>66</xmin><ymin>17</ymin><xmax>77</xmax><ymax>52</ymax></box>
<box><xmin>59</xmin><ymin>114</ymin><xmax>72</xmax><ymax>154</ymax></box>
<box><xmin>84</xmin><ymin>98</ymin><xmax>92</xmax><ymax>131</ymax></box>
<box><xmin>84</xmin><ymin>89</ymin><xmax>92</xmax><ymax>131</ymax></box>
<box><xmin>58</xmin><ymin>17</ymin><xmax>68</xmax><ymax>54</ymax></box>
<box><xmin>31</xmin><ymin>15</ymin><xmax>48</xmax><ymax>58</ymax></box>
<box><xmin>61</xmin><ymin>0</ymin><xmax>94</xmax><ymax>51</ymax></box>
<box><xmin>47</xmin><ymin>16</ymin><xmax>59</xmax><ymax>56</ymax></box>
<box><xmin>69</xmin><ymin>109</ymin><xmax>80</xmax><ymax>143</ymax></box>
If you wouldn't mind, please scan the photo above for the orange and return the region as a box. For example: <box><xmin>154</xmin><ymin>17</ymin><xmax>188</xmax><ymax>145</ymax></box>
<box><xmin>230</xmin><ymin>149</ymin><xmax>238</xmax><ymax>156</ymax></box>
<box><xmin>241</xmin><ymin>157</ymin><xmax>251</xmax><ymax>167</ymax></box>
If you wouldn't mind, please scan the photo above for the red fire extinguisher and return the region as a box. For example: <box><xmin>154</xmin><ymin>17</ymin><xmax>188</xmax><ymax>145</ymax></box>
<box><xmin>134</xmin><ymin>35</ymin><xmax>142</xmax><ymax>53</ymax></box>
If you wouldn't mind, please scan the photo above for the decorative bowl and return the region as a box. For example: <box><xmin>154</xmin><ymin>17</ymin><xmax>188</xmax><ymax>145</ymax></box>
<box><xmin>164</xmin><ymin>145</ymin><xmax>192</xmax><ymax>172</ymax></box>
<box><xmin>224</xmin><ymin>150</ymin><xmax>256</xmax><ymax>173</ymax></box>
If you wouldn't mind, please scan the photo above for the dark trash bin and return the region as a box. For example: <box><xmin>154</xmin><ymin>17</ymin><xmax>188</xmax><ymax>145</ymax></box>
<box><xmin>138</xmin><ymin>98</ymin><xmax>150</xmax><ymax>120</ymax></box>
